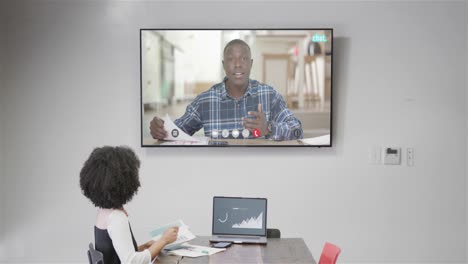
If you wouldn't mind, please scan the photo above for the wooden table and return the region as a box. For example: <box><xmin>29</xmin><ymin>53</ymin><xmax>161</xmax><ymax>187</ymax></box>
<box><xmin>157</xmin><ymin>236</ymin><xmax>316</xmax><ymax>264</ymax></box>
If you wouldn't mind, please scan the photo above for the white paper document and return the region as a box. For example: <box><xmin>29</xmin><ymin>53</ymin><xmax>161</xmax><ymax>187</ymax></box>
<box><xmin>160</xmin><ymin>137</ymin><xmax>209</xmax><ymax>145</ymax></box>
<box><xmin>149</xmin><ymin>220</ymin><xmax>196</xmax><ymax>250</ymax></box>
<box><xmin>161</xmin><ymin>114</ymin><xmax>209</xmax><ymax>145</ymax></box>
<box><xmin>163</xmin><ymin>114</ymin><xmax>200</xmax><ymax>142</ymax></box>
<box><xmin>167</xmin><ymin>243</ymin><xmax>226</xmax><ymax>258</ymax></box>
<box><xmin>299</xmin><ymin>134</ymin><xmax>330</xmax><ymax>145</ymax></box>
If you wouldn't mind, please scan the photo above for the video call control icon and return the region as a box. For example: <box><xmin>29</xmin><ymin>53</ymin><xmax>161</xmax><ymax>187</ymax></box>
<box><xmin>253</xmin><ymin>129</ymin><xmax>260</xmax><ymax>138</ymax></box>
<box><xmin>242</xmin><ymin>129</ymin><xmax>250</xmax><ymax>138</ymax></box>
<box><xmin>294</xmin><ymin>129</ymin><xmax>300</xmax><ymax>138</ymax></box>
<box><xmin>222</xmin><ymin>129</ymin><xmax>229</xmax><ymax>138</ymax></box>
<box><xmin>212</xmin><ymin>130</ymin><xmax>219</xmax><ymax>138</ymax></box>
<box><xmin>171</xmin><ymin>129</ymin><xmax>179</xmax><ymax>138</ymax></box>
<box><xmin>232</xmin><ymin>129</ymin><xmax>240</xmax><ymax>138</ymax></box>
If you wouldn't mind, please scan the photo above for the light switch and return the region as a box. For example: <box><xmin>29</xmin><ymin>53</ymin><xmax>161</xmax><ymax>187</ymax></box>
<box><xmin>368</xmin><ymin>146</ymin><xmax>381</xmax><ymax>164</ymax></box>
<box><xmin>383</xmin><ymin>147</ymin><xmax>401</xmax><ymax>165</ymax></box>
<box><xmin>407</xmin><ymin>148</ymin><xmax>414</xmax><ymax>166</ymax></box>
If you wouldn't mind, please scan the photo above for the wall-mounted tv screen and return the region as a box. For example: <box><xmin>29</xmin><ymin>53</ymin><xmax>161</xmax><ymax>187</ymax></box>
<box><xmin>141</xmin><ymin>29</ymin><xmax>332</xmax><ymax>147</ymax></box>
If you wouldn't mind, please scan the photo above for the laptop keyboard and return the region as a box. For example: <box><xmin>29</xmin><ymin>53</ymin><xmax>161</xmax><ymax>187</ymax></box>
<box><xmin>218</xmin><ymin>236</ymin><xmax>260</xmax><ymax>240</ymax></box>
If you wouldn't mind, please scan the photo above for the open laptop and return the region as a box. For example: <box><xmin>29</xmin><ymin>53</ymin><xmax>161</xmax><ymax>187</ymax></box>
<box><xmin>210</xmin><ymin>196</ymin><xmax>267</xmax><ymax>244</ymax></box>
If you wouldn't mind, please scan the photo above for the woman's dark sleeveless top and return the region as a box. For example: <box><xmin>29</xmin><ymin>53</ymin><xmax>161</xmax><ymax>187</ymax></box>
<box><xmin>94</xmin><ymin>224</ymin><xmax>138</xmax><ymax>264</ymax></box>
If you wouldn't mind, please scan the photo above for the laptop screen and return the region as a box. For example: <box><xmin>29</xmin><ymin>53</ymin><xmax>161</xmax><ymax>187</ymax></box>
<box><xmin>212</xmin><ymin>197</ymin><xmax>267</xmax><ymax>236</ymax></box>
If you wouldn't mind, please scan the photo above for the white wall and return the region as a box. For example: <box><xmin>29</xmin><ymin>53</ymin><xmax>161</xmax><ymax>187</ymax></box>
<box><xmin>0</xmin><ymin>0</ymin><xmax>6</xmax><ymax>261</ymax></box>
<box><xmin>1</xmin><ymin>1</ymin><xmax>466</xmax><ymax>263</ymax></box>
<box><xmin>466</xmin><ymin>0</ymin><xmax>468</xmax><ymax>260</ymax></box>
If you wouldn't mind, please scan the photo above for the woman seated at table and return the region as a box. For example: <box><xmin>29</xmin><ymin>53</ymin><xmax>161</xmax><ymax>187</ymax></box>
<box><xmin>80</xmin><ymin>146</ymin><xmax>179</xmax><ymax>264</ymax></box>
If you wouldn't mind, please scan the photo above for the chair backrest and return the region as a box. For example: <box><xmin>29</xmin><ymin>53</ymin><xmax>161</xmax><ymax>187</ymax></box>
<box><xmin>266</xmin><ymin>228</ymin><xmax>281</xmax><ymax>238</ymax></box>
<box><xmin>318</xmin><ymin>242</ymin><xmax>341</xmax><ymax>264</ymax></box>
<box><xmin>87</xmin><ymin>243</ymin><xmax>104</xmax><ymax>264</ymax></box>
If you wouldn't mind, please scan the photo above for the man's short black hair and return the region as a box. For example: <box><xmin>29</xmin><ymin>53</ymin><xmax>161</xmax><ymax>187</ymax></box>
<box><xmin>80</xmin><ymin>146</ymin><xmax>141</xmax><ymax>209</ymax></box>
<box><xmin>223</xmin><ymin>39</ymin><xmax>251</xmax><ymax>58</ymax></box>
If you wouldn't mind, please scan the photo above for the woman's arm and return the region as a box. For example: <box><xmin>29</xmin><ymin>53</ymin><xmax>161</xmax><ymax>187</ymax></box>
<box><xmin>138</xmin><ymin>241</ymin><xmax>153</xmax><ymax>251</ymax></box>
<box><xmin>144</xmin><ymin>227</ymin><xmax>179</xmax><ymax>259</ymax></box>
<box><xmin>108</xmin><ymin>211</ymin><xmax>178</xmax><ymax>263</ymax></box>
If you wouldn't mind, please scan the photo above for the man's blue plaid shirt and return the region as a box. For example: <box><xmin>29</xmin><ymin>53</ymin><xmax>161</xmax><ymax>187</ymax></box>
<box><xmin>174</xmin><ymin>78</ymin><xmax>303</xmax><ymax>140</ymax></box>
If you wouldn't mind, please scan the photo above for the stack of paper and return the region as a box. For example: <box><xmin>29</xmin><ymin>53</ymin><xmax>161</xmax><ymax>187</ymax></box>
<box><xmin>149</xmin><ymin>220</ymin><xmax>196</xmax><ymax>250</ymax></box>
<box><xmin>167</xmin><ymin>244</ymin><xmax>226</xmax><ymax>258</ymax></box>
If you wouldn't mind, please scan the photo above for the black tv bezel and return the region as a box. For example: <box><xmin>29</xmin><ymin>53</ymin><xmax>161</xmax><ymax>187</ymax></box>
<box><xmin>140</xmin><ymin>28</ymin><xmax>333</xmax><ymax>148</ymax></box>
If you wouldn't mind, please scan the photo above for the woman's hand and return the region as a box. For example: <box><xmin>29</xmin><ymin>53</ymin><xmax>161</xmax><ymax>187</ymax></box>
<box><xmin>145</xmin><ymin>226</ymin><xmax>179</xmax><ymax>259</ymax></box>
<box><xmin>162</xmin><ymin>226</ymin><xmax>179</xmax><ymax>245</ymax></box>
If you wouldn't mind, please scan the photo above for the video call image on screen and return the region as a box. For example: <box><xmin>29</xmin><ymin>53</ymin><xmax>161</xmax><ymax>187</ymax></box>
<box><xmin>141</xmin><ymin>29</ymin><xmax>332</xmax><ymax>147</ymax></box>
<box><xmin>213</xmin><ymin>197</ymin><xmax>266</xmax><ymax>236</ymax></box>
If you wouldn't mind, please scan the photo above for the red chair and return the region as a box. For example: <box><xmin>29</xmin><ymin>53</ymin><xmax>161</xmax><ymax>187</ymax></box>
<box><xmin>318</xmin><ymin>242</ymin><xmax>341</xmax><ymax>264</ymax></box>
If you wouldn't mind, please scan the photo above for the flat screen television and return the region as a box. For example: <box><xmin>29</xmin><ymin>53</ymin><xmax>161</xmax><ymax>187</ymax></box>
<box><xmin>140</xmin><ymin>29</ymin><xmax>333</xmax><ymax>147</ymax></box>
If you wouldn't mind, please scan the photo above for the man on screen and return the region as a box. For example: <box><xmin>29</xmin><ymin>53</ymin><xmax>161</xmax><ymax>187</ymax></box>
<box><xmin>150</xmin><ymin>39</ymin><xmax>303</xmax><ymax>141</ymax></box>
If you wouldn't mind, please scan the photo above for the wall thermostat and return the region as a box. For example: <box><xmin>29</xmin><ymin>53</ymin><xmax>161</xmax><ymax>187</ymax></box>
<box><xmin>383</xmin><ymin>147</ymin><xmax>401</xmax><ymax>165</ymax></box>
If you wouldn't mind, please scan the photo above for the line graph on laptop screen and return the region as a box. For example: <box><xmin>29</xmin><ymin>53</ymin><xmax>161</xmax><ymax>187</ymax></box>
<box><xmin>232</xmin><ymin>211</ymin><xmax>263</xmax><ymax>229</ymax></box>
<box><xmin>213</xmin><ymin>197</ymin><xmax>266</xmax><ymax>236</ymax></box>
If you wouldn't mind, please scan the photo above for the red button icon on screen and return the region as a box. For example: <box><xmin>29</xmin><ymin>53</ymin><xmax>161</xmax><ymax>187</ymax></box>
<box><xmin>253</xmin><ymin>129</ymin><xmax>261</xmax><ymax>138</ymax></box>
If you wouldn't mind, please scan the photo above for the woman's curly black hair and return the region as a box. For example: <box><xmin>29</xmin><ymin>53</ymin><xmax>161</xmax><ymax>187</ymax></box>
<box><xmin>80</xmin><ymin>146</ymin><xmax>141</xmax><ymax>209</ymax></box>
